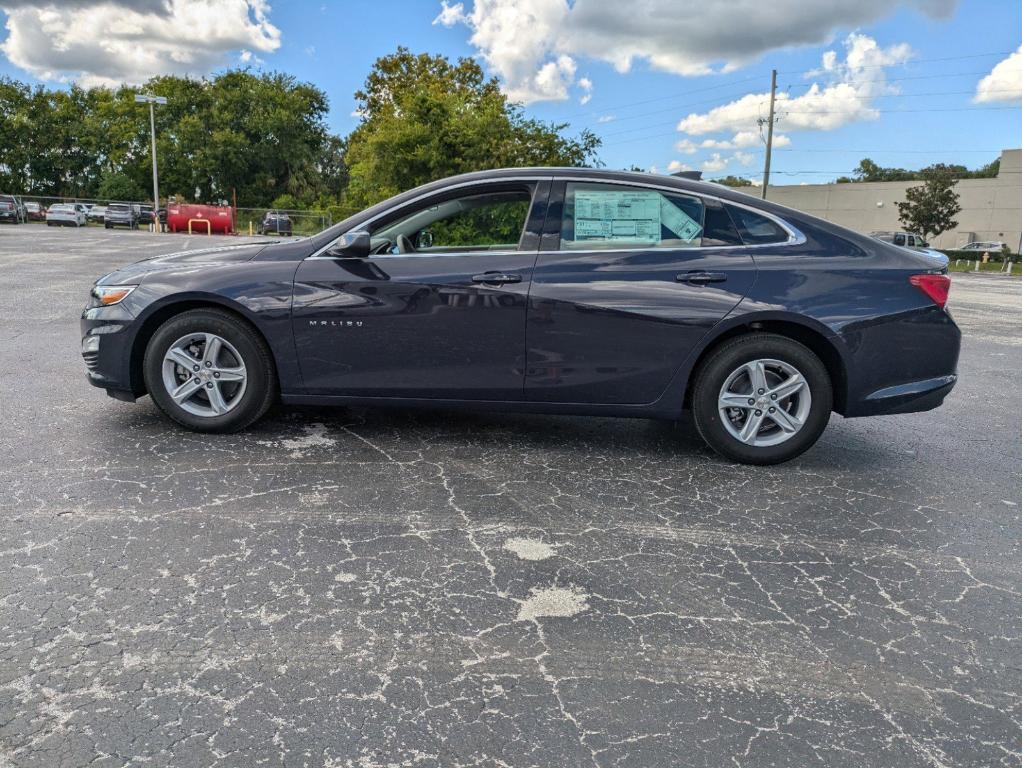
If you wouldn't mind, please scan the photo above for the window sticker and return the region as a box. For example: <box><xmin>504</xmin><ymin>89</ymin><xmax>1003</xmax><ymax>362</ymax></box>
<box><xmin>660</xmin><ymin>198</ymin><xmax>702</xmax><ymax>242</ymax></box>
<box><xmin>573</xmin><ymin>189</ymin><xmax>662</xmax><ymax>243</ymax></box>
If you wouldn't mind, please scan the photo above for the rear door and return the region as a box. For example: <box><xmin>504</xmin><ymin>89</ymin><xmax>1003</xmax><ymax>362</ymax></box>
<box><xmin>292</xmin><ymin>180</ymin><xmax>549</xmax><ymax>400</ymax></box>
<box><xmin>526</xmin><ymin>180</ymin><xmax>758</xmax><ymax>405</ymax></box>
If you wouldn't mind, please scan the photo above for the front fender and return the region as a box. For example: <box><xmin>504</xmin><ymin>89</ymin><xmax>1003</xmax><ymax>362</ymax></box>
<box><xmin>122</xmin><ymin>261</ymin><xmax>302</xmax><ymax>395</ymax></box>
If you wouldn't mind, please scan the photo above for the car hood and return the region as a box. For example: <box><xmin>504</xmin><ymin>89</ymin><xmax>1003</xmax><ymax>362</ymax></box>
<box><xmin>97</xmin><ymin>242</ymin><xmax>272</xmax><ymax>285</ymax></box>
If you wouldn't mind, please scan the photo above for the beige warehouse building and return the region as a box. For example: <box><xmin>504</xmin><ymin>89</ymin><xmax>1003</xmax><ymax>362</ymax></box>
<box><xmin>765</xmin><ymin>147</ymin><xmax>1022</xmax><ymax>252</ymax></box>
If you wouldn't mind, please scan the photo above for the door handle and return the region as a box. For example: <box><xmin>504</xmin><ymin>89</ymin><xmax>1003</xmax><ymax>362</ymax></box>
<box><xmin>677</xmin><ymin>271</ymin><xmax>727</xmax><ymax>285</ymax></box>
<box><xmin>472</xmin><ymin>272</ymin><xmax>522</xmax><ymax>285</ymax></box>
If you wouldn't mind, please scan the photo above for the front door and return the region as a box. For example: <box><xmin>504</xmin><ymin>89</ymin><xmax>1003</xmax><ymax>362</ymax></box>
<box><xmin>292</xmin><ymin>181</ymin><xmax>548</xmax><ymax>400</ymax></box>
<box><xmin>526</xmin><ymin>180</ymin><xmax>759</xmax><ymax>405</ymax></box>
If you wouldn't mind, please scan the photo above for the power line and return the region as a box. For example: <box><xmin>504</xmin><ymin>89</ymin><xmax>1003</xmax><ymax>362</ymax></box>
<box><xmin>602</xmin><ymin>105</ymin><xmax>1022</xmax><ymax>146</ymax></box>
<box><xmin>777</xmin><ymin>86</ymin><xmax>1022</xmax><ymax>103</ymax></box>
<box><xmin>579</xmin><ymin>52</ymin><xmax>1014</xmax><ymax>124</ymax></box>
<box><xmin>780</xmin><ymin>104</ymin><xmax>1022</xmax><ymax>115</ymax></box>
<box><xmin>563</xmin><ymin>73</ymin><xmax>765</xmax><ymax>120</ymax></box>
<box><xmin>776</xmin><ymin>49</ymin><xmax>1016</xmax><ymax>75</ymax></box>
<box><xmin>775</xmin><ymin>148</ymin><xmax>1003</xmax><ymax>154</ymax></box>
<box><xmin>576</xmin><ymin>70</ymin><xmax>1013</xmax><ymax>133</ymax></box>
<box><xmin>591</xmin><ymin>84</ymin><xmax>1022</xmax><ymax>143</ymax></box>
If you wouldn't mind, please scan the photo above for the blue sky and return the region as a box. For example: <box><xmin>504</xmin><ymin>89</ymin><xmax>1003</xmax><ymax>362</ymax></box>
<box><xmin>1</xmin><ymin>0</ymin><xmax>1020</xmax><ymax>185</ymax></box>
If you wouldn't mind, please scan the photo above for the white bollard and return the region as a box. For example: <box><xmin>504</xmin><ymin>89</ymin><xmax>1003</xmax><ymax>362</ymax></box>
<box><xmin>974</xmin><ymin>260</ymin><xmax>980</xmax><ymax>272</ymax></box>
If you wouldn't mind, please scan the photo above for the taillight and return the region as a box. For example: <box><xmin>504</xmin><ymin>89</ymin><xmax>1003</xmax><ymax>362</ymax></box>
<box><xmin>910</xmin><ymin>274</ymin><xmax>951</xmax><ymax>308</ymax></box>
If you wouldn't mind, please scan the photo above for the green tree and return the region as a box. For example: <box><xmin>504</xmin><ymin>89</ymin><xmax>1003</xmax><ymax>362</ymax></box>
<box><xmin>836</xmin><ymin>158</ymin><xmax>917</xmax><ymax>183</ymax></box>
<box><xmin>98</xmin><ymin>170</ymin><xmax>144</xmax><ymax>201</ymax></box>
<box><xmin>896</xmin><ymin>164</ymin><xmax>962</xmax><ymax>240</ymax></box>
<box><xmin>0</xmin><ymin>71</ymin><xmax>339</xmax><ymax>207</ymax></box>
<box><xmin>837</xmin><ymin>156</ymin><xmax>1001</xmax><ymax>183</ymax></box>
<box><xmin>0</xmin><ymin>78</ymin><xmax>32</xmax><ymax>192</ymax></box>
<box><xmin>343</xmin><ymin>48</ymin><xmax>601</xmax><ymax>209</ymax></box>
<box><xmin>714</xmin><ymin>175</ymin><xmax>753</xmax><ymax>188</ymax></box>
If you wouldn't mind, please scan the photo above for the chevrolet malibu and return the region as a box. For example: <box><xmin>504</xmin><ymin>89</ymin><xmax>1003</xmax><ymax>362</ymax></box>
<box><xmin>82</xmin><ymin>168</ymin><xmax>960</xmax><ymax>464</ymax></box>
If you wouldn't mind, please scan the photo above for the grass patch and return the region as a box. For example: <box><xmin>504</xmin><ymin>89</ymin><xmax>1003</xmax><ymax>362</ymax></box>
<box><xmin>948</xmin><ymin>260</ymin><xmax>1020</xmax><ymax>276</ymax></box>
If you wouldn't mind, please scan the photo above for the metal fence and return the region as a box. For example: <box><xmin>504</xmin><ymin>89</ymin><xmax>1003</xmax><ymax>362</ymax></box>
<box><xmin>2</xmin><ymin>195</ymin><xmax>341</xmax><ymax>237</ymax></box>
<box><xmin>235</xmin><ymin>207</ymin><xmax>334</xmax><ymax>237</ymax></box>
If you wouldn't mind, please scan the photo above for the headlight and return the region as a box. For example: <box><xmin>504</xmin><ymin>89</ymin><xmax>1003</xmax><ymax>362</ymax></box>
<box><xmin>91</xmin><ymin>284</ymin><xmax>137</xmax><ymax>306</ymax></box>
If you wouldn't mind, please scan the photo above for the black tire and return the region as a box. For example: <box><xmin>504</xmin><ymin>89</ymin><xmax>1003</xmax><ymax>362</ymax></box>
<box><xmin>691</xmin><ymin>333</ymin><xmax>832</xmax><ymax>465</ymax></box>
<box><xmin>105</xmin><ymin>223</ymin><xmax>112</xmax><ymax>229</ymax></box>
<box><xmin>143</xmin><ymin>308</ymin><xmax>277</xmax><ymax>433</ymax></box>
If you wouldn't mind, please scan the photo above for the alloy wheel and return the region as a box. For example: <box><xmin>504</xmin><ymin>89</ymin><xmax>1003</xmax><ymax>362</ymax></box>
<box><xmin>161</xmin><ymin>333</ymin><xmax>248</xmax><ymax>417</ymax></box>
<box><xmin>717</xmin><ymin>358</ymin><xmax>812</xmax><ymax>447</ymax></box>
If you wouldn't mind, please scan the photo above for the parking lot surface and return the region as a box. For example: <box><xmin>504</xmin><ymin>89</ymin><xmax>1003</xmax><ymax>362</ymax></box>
<box><xmin>1</xmin><ymin>225</ymin><xmax>1020</xmax><ymax>767</ymax></box>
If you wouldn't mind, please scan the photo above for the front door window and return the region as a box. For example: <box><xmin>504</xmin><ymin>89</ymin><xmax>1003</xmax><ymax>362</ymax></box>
<box><xmin>372</xmin><ymin>190</ymin><xmax>533</xmax><ymax>254</ymax></box>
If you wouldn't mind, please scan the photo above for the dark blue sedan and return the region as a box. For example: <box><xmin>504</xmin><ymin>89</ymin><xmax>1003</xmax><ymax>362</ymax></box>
<box><xmin>81</xmin><ymin>168</ymin><xmax>960</xmax><ymax>464</ymax></box>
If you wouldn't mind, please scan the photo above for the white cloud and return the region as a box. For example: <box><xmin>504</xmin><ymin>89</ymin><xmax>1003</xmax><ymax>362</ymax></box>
<box><xmin>438</xmin><ymin>0</ymin><xmax>572</xmax><ymax>103</ymax></box>
<box><xmin>531</xmin><ymin>54</ymin><xmax>577</xmax><ymax>102</ymax></box>
<box><xmin>667</xmin><ymin>160</ymin><xmax>692</xmax><ymax>173</ymax></box>
<box><xmin>578</xmin><ymin>76</ymin><xmax>593</xmax><ymax>104</ymax></box>
<box><xmin>733</xmin><ymin>151</ymin><xmax>754</xmax><ymax>166</ymax></box>
<box><xmin>596</xmin><ymin>114</ymin><xmax>615</xmax><ymax>123</ymax></box>
<box><xmin>0</xmin><ymin>0</ymin><xmax>281</xmax><ymax>86</ymax></box>
<box><xmin>702</xmin><ymin>153</ymin><xmax>728</xmax><ymax>172</ymax></box>
<box><xmin>699</xmin><ymin>130</ymin><xmax>790</xmax><ymax>150</ymax></box>
<box><xmin>439</xmin><ymin>0</ymin><xmax>954</xmax><ymax>103</ymax></box>
<box><xmin>975</xmin><ymin>44</ymin><xmax>1022</xmax><ymax>103</ymax></box>
<box><xmin>678</xmin><ymin>34</ymin><xmax>912</xmax><ymax>138</ymax></box>
<box><xmin>675</xmin><ymin>138</ymin><xmax>699</xmax><ymax>155</ymax></box>
<box><xmin>433</xmin><ymin>0</ymin><xmax>467</xmax><ymax>26</ymax></box>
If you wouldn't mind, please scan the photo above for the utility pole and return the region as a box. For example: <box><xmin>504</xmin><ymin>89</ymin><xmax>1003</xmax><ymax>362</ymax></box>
<box><xmin>134</xmin><ymin>94</ymin><xmax>168</xmax><ymax>224</ymax></box>
<box><xmin>760</xmin><ymin>69</ymin><xmax>777</xmax><ymax>200</ymax></box>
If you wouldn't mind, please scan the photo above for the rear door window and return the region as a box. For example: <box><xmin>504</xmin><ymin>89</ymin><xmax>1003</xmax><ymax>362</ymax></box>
<box><xmin>560</xmin><ymin>182</ymin><xmax>704</xmax><ymax>250</ymax></box>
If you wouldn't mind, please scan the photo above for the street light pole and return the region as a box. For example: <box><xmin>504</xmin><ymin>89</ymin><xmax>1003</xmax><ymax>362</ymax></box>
<box><xmin>134</xmin><ymin>94</ymin><xmax>167</xmax><ymax>226</ymax></box>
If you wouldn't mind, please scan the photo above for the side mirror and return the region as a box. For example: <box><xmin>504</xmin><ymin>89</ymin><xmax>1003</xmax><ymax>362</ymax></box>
<box><xmin>416</xmin><ymin>229</ymin><xmax>434</xmax><ymax>249</ymax></box>
<box><xmin>326</xmin><ymin>230</ymin><xmax>371</xmax><ymax>259</ymax></box>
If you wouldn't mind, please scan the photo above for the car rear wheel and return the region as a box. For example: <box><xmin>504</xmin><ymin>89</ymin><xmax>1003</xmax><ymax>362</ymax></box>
<box><xmin>691</xmin><ymin>334</ymin><xmax>832</xmax><ymax>465</ymax></box>
<box><xmin>143</xmin><ymin>309</ymin><xmax>277</xmax><ymax>433</ymax></box>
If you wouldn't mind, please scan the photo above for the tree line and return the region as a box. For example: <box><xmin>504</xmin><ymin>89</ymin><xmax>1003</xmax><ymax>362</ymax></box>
<box><xmin>836</xmin><ymin>157</ymin><xmax>999</xmax><ymax>184</ymax></box>
<box><xmin>0</xmin><ymin>49</ymin><xmax>600</xmax><ymax>214</ymax></box>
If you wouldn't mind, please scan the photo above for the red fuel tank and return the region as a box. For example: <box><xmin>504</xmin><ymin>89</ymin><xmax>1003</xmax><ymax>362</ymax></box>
<box><xmin>166</xmin><ymin>204</ymin><xmax>234</xmax><ymax>234</ymax></box>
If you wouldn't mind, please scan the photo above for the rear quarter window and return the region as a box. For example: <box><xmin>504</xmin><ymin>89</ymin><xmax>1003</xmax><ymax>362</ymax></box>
<box><xmin>725</xmin><ymin>205</ymin><xmax>790</xmax><ymax>245</ymax></box>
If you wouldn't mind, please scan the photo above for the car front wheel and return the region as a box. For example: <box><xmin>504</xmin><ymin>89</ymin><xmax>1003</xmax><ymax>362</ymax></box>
<box><xmin>691</xmin><ymin>333</ymin><xmax>832</xmax><ymax>465</ymax></box>
<box><xmin>143</xmin><ymin>309</ymin><xmax>277</xmax><ymax>432</ymax></box>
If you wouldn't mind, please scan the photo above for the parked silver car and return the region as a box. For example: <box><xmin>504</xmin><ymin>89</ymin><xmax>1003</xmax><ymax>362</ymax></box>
<box><xmin>959</xmin><ymin>241</ymin><xmax>1006</xmax><ymax>253</ymax></box>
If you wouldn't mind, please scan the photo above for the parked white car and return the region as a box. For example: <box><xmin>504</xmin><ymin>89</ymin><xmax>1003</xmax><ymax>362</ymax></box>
<box><xmin>46</xmin><ymin>203</ymin><xmax>88</xmax><ymax>227</ymax></box>
<box><xmin>959</xmin><ymin>241</ymin><xmax>1006</xmax><ymax>253</ymax></box>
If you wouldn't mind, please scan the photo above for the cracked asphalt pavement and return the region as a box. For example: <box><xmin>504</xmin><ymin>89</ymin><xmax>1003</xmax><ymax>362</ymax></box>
<box><xmin>1</xmin><ymin>226</ymin><xmax>1020</xmax><ymax>767</ymax></box>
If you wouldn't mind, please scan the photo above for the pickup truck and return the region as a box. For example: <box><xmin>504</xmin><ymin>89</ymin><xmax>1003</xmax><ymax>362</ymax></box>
<box><xmin>0</xmin><ymin>194</ymin><xmax>26</xmax><ymax>224</ymax></box>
